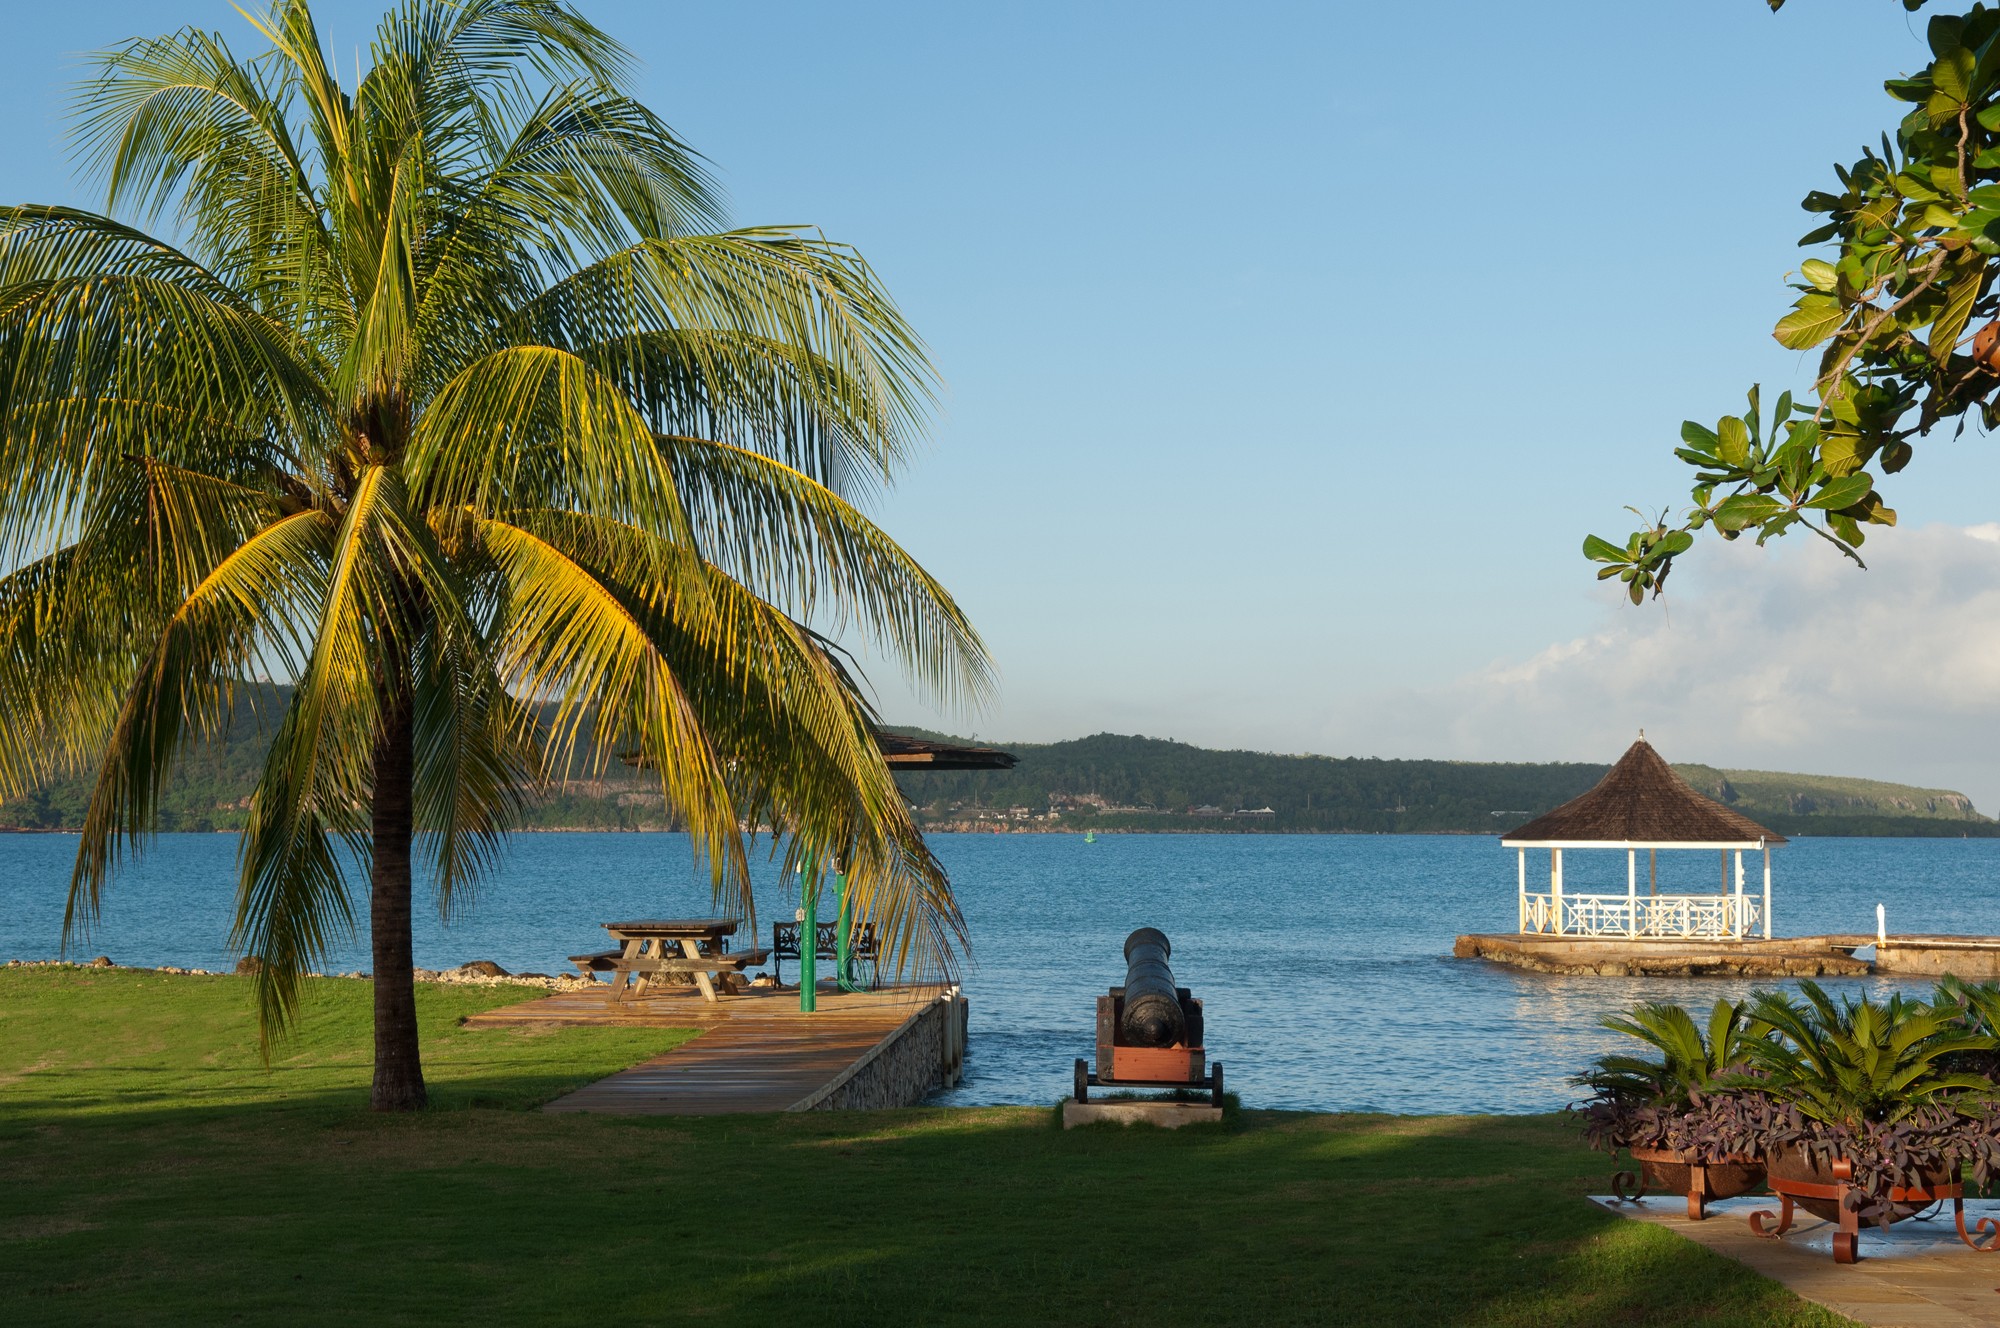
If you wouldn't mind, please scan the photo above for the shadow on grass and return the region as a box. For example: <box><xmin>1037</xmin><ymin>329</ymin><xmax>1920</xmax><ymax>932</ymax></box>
<box><xmin>0</xmin><ymin>1102</ymin><xmax>1852</xmax><ymax>1328</ymax></box>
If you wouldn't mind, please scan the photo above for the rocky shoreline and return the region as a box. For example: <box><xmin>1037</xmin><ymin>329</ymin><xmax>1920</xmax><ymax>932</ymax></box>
<box><xmin>3</xmin><ymin>956</ymin><xmax>600</xmax><ymax>991</ymax></box>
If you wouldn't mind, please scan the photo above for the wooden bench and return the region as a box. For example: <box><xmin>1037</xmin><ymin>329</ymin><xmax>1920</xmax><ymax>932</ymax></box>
<box><xmin>772</xmin><ymin>920</ymin><xmax>877</xmax><ymax>987</ymax></box>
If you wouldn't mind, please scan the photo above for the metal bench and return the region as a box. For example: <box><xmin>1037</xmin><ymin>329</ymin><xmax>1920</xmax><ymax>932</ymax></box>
<box><xmin>772</xmin><ymin>920</ymin><xmax>877</xmax><ymax>988</ymax></box>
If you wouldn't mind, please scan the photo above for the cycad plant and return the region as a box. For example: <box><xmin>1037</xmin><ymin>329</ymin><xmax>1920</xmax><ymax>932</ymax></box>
<box><xmin>1575</xmin><ymin>999</ymin><xmax>1757</xmax><ymax>1110</ymax></box>
<box><xmin>0</xmin><ymin>1</ymin><xmax>989</xmax><ymax>1109</ymax></box>
<box><xmin>1743</xmin><ymin>982</ymin><xmax>1996</xmax><ymax>1128</ymax></box>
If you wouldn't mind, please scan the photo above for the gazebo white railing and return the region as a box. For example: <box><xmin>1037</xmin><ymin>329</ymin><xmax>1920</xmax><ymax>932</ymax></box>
<box><xmin>1505</xmin><ymin>840</ymin><xmax>1775</xmax><ymax>941</ymax></box>
<box><xmin>1519</xmin><ymin>888</ymin><xmax>1761</xmax><ymax>939</ymax></box>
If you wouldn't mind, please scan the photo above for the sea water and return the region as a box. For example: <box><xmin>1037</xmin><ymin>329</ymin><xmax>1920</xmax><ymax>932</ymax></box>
<box><xmin>2</xmin><ymin>832</ymin><xmax>1996</xmax><ymax>1114</ymax></box>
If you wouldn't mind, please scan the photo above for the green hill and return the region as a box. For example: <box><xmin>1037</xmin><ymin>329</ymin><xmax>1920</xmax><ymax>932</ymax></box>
<box><xmin>2</xmin><ymin>710</ymin><xmax>1989</xmax><ymax>837</ymax></box>
<box><xmin>887</xmin><ymin>731</ymin><xmax>1999</xmax><ymax>838</ymax></box>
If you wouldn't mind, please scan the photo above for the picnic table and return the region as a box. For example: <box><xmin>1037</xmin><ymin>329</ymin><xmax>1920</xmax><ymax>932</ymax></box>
<box><xmin>569</xmin><ymin>918</ymin><xmax>771</xmax><ymax>1005</ymax></box>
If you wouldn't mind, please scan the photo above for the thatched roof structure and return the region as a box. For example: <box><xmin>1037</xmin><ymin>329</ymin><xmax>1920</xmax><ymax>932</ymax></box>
<box><xmin>1500</xmin><ymin>739</ymin><xmax>1784</xmax><ymax>847</ymax></box>
<box><xmin>874</xmin><ymin>732</ymin><xmax>1017</xmax><ymax>771</ymax></box>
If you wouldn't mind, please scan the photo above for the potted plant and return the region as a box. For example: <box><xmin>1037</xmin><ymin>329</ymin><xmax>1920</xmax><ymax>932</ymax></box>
<box><xmin>1573</xmin><ymin>999</ymin><xmax>1767</xmax><ymax>1219</ymax></box>
<box><xmin>1728</xmin><ymin>981</ymin><xmax>2000</xmax><ymax>1263</ymax></box>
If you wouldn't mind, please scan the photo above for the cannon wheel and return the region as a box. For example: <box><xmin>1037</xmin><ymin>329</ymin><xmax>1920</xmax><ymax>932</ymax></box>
<box><xmin>1074</xmin><ymin>1058</ymin><xmax>1089</xmax><ymax>1104</ymax></box>
<box><xmin>1210</xmin><ymin>1062</ymin><xmax>1224</xmax><ymax>1109</ymax></box>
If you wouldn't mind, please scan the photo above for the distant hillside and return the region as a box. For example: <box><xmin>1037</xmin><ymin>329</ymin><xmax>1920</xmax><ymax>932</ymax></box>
<box><xmin>886</xmin><ymin>731</ymin><xmax>1999</xmax><ymax>838</ymax></box>
<box><xmin>2</xmin><ymin>711</ymin><xmax>1989</xmax><ymax>838</ymax></box>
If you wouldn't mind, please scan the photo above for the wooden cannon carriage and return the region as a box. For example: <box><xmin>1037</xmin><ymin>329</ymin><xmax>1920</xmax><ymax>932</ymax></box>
<box><xmin>1073</xmin><ymin>927</ymin><xmax>1223</xmax><ymax>1108</ymax></box>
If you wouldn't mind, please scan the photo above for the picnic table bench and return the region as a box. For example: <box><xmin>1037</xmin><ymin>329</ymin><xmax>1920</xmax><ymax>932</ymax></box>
<box><xmin>569</xmin><ymin>918</ymin><xmax>770</xmax><ymax>1004</ymax></box>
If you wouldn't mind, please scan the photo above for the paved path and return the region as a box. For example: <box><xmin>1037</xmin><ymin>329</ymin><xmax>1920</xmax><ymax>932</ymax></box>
<box><xmin>1596</xmin><ymin>1194</ymin><xmax>2000</xmax><ymax>1326</ymax></box>
<box><xmin>466</xmin><ymin>984</ymin><xmax>943</xmax><ymax>1115</ymax></box>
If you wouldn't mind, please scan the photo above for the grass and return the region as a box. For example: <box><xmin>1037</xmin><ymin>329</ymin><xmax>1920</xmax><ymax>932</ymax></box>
<box><xmin>0</xmin><ymin>969</ymin><xmax>1854</xmax><ymax>1327</ymax></box>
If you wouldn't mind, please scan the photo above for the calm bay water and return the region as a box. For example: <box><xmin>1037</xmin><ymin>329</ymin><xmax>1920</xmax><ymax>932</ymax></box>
<box><xmin>3</xmin><ymin>832</ymin><xmax>1998</xmax><ymax>1113</ymax></box>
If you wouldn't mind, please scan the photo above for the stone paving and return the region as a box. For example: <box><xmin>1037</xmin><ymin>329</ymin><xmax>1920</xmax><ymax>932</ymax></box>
<box><xmin>1595</xmin><ymin>1194</ymin><xmax>2000</xmax><ymax>1326</ymax></box>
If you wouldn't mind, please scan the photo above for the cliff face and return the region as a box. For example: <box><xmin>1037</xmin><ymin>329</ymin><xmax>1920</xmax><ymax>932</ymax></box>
<box><xmin>1674</xmin><ymin>765</ymin><xmax>1987</xmax><ymax>824</ymax></box>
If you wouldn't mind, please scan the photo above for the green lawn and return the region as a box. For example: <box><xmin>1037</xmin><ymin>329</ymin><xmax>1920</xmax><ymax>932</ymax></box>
<box><xmin>0</xmin><ymin>969</ymin><xmax>1852</xmax><ymax>1327</ymax></box>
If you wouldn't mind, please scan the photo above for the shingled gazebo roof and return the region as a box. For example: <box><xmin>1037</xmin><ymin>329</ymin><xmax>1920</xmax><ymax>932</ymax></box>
<box><xmin>1500</xmin><ymin>739</ymin><xmax>1785</xmax><ymax>848</ymax></box>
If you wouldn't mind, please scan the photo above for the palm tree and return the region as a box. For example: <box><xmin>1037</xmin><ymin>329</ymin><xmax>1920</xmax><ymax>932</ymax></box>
<box><xmin>0</xmin><ymin>0</ymin><xmax>989</xmax><ymax>1110</ymax></box>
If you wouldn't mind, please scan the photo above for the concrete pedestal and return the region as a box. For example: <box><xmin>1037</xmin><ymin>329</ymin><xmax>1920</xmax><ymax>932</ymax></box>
<box><xmin>1061</xmin><ymin>1099</ymin><xmax>1222</xmax><ymax>1129</ymax></box>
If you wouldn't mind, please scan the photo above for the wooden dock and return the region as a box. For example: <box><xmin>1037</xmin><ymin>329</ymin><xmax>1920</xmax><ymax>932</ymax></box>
<box><xmin>466</xmin><ymin>983</ymin><xmax>966</xmax><ymax>1115</ymax></box>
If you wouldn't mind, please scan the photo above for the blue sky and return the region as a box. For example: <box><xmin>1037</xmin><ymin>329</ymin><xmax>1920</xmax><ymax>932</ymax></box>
<box><xmin>7</xmin><ymin>2</ymin><xmax>2000</xmax><ymax>800</ymax></box>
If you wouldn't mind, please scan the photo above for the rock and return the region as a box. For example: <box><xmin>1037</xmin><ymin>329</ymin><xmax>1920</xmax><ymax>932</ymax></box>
<box><xmin>412</xmin><ymin>968</ymin><xmax>438</xmax><ymax>981</ymax></box>
<box><xmin>340</xmin><ymin>971</ymin><xmax>367</xmax><ymax>980</ymax></box>
<box><xmin>234</xmin><ymin>956</ymin><xmax>265</xmax><ymax>976</ymax></box>
<box><xmin>455</xmin><ymin>960</ymin><xmax>509</xmax><ymax>978</ymax></box>
<box><xmin>89</xmin><ymin>955</ymin><xmax>113</xmax><ymax>967</ymax></box>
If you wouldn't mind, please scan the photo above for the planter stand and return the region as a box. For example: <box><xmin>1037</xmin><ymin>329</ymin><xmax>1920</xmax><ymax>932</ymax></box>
<box><xmin>1611</xmin><ymin>1147</ymin><xmax>1762</xmax><ymax>1221</ymax></box>
<box><xmin>1749</xmin><ymin>1159</ymin><xmax>2000</xmax><ymax>1264</ymax></box>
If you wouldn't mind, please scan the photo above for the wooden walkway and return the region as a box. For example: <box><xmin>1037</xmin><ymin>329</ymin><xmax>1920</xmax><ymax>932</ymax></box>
<box><xmin>466</xmin><ymin>983</ymin><xmax>947</xmax><ymax>1115</ymax></box>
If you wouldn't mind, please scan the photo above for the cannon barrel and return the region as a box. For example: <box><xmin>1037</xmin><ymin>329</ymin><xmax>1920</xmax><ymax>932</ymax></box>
<box><xmin>1119</xmin><ymin>927</ymin><xmax>1185</xmax><ymax>1047</ymax></box>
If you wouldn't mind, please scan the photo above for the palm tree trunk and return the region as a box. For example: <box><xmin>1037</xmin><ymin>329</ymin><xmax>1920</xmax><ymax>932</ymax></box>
<box><xmin>369</xmin><ymin>683</ymin><xmax>427</xmax><ymax>1112</ymax></box>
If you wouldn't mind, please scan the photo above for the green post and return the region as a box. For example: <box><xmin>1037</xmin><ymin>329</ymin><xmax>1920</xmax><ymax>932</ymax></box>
<box><xmin>835</xmin><ymin>858</ymin><xmax>858</xmax><ymax>993</ymax></box>
<box><xmin>799</xmin><ymin>849</ymin><xmax>817</xmax><ymax>1013</ymax></box>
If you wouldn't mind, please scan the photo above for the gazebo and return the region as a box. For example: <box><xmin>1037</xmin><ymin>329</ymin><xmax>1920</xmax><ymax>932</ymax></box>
<box><xmin>1500</xmin><ymin>738</ymin><xmax>1786</xmax><ymax>941</ymax></box>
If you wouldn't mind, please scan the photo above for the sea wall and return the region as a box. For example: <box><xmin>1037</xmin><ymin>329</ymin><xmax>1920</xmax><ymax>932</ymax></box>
<box><xmin>797</xmin><ymin>988</ymin><xmax>968</xmax><ymax>1111</ymax></box>
<box><xmin>1453</xmin><ymin>933</ymin><xmax>1872</xmax><ymax>978</ymax></box>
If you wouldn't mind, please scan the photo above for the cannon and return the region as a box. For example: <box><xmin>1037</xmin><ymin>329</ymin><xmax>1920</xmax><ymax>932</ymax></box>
<box><xmin>1073</xmin><ymin>927</ymin><xmax>1223</xmax><ymax>1108</ymax></box>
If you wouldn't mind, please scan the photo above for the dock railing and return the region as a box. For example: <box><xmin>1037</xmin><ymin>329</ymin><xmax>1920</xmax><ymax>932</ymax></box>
<box><xmin>1519</xmin><ymin>891</ymin><xmax>1762</xmax><ymax>940</ymax></box>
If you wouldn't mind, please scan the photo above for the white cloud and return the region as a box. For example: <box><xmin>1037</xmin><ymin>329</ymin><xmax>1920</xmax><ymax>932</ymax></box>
<box><xmin>1333</xmin><ymin>523</ymin><xmax>2000</xmax><ymax>813</ymax></box>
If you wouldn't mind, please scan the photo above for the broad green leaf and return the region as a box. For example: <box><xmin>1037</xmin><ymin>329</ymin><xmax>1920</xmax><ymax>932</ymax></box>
<box><xmin>1930</xmin><ymin>265</ymin><xmax>1982</xmax><ymax>363</ymax></box>
<box><xmin>1804</xmin><ymin>473</ymin><xmax>1875</xmax><ymax>511</ymax></box>
<box><xmin>1929</xmin><ymin>12</ymin><xmax>1965</xmax><ymax>59</ymax></box>
<box><xmin>1774</xmin><ymin>293</ymin><xmax>1846</xmax><ymax>350</ymax></box>
<box><xmin>1712</xmin><ymin>494</ymin><xmax>1784</xmax><ymax>531</ymax></box>
<box><xmin>1800</xmin><ymin>259</ymin><xmax>1839</xmax><ymax>292</ymax></box>
<box><xmin>1933</xmin><ymin>46</ymin><xmax>1976</xmax><ymax>103</ymax></box>
<box><xmin>1658</xmin><ymin>530</ymin><xmax>1694</xmax><ymax>556</ymax></box>
<box><xmin>1922</xmin><ymin>202</ymin><xmax>1964</xmax><ymax>231</ymax></box>
<box><xmin>1680</xmin><ymin>419</ymin><xmax>1720</xmax><ymax>450</ymax></box>
<box><xmin>1582</xmin><ymin>535</ymin><xmax>1629</xmax><ymax>564</ymax></box>
<box><xmin>1717</xmin><ymin>416</ymin><xmax>1751</xmax><ymax>467</ymax></box>
<box><xmin>1894</xmin><ymin>172</ymin><xmax>1942</xmax><ymax>203</ymax></box>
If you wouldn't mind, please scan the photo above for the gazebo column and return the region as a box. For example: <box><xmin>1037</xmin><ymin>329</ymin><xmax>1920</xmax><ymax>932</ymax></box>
<box><xmin>1762</xmin><ymin>842</ymin><xmax>1772</xmax><ymax>939</ymax></box>
<box><xmin>1626</xmin><ymin>848</ymin><xmax>1637</xmax><ymax>937</ymax></box>
<box><xmin>1552</xmin><ymin>848</ymin><xmax>1564</xmax><ymax>935</ymax></box>
<box><xmin>1517</xmin><ymin>849</ymin><xmax>1526</xmax><ymax>932</ymax></box>
<box><xmin>1733</xmin><ymin>850</ymin><xmax>1745</xmax><ymax>939</ymax></box>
